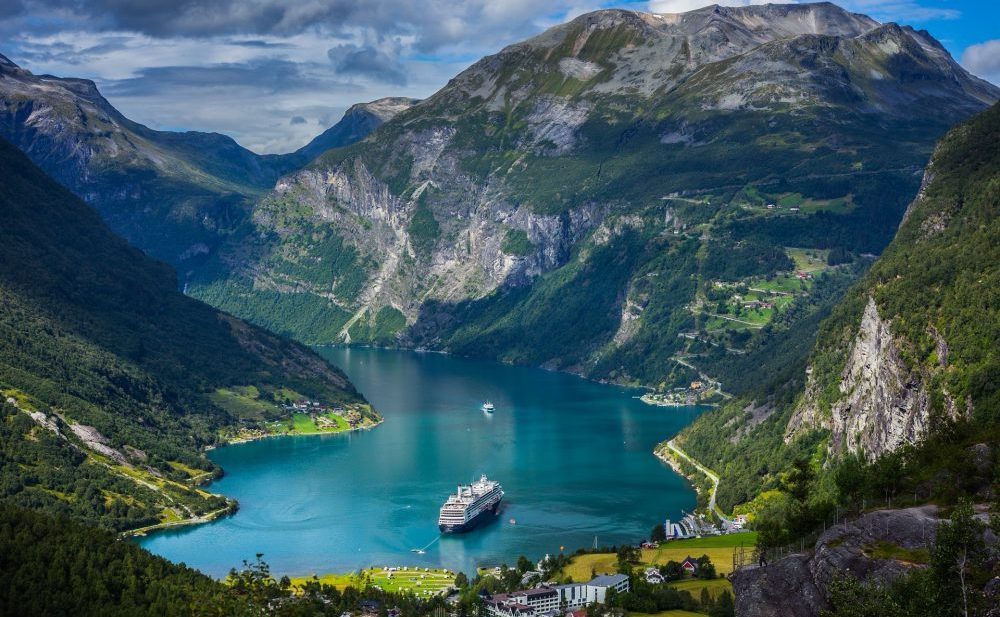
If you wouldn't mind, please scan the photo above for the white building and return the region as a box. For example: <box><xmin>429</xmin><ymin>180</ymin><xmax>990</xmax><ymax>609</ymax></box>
<box><xmin>485</xmin><ymin>574</ymin><xmax>630</xmax><ymax>617</ymax></box>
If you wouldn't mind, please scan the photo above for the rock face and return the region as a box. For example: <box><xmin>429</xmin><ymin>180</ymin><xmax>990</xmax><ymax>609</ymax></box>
<box><xmin>185</xmin><ymin>2</ymin><xmax>997</xmax><ymax>387</ymax></box>
<box><xmin>732</xmin><ymin>554</ymin><xmax>826</xmax><ymax>617</ymax></box>
<box><xmin>786</xmin><ymin>297</ymin><xmax>946</xmax><ymax>459</ymax></box>
<box><xmin>733</xmin><ymin>506</ymin><xmax>942</xmax><ymax>617</ymax></box>
<box><xmin>782</xmin><ymin>103</ymin><xmax>1000</xmax><ymax>462</ymax></box>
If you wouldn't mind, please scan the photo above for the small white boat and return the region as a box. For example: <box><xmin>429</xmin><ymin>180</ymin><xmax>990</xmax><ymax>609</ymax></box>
<box><xmin>482</xmin><ymin>401</ymin><xmax>495</xmax><ymax>413</ymax></box>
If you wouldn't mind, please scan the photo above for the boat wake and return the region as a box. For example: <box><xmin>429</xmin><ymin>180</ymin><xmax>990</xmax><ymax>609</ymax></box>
<box><xmin>412</xmin><ymin>534</ymin><xmax>441</xmax><ymax>554</ymax></box>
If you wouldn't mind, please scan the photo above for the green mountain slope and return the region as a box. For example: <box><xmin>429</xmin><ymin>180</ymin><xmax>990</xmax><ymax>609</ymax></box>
<box><xmin>0</xmin><ymin>56</ymin><xmax>407</xmax><ymax>270</ymax></box>
<box><xmin>188</xmin><ymin>3</ymin><xmax>997</xmax><ymax>393</ymax></box>
<box><xmin>0</xmin><ymin>504</ymin><xmax>244</xmax><ymax>616</ymax></box>
<box><xmin>0</xmin><ymin>137</ymin><xmax>375</xmax><ymax>531</ymax></box>
<box><xmin>676</xmin><ymin>101</ymin><xmax>1000</xmax><ymax>511</ymax></box>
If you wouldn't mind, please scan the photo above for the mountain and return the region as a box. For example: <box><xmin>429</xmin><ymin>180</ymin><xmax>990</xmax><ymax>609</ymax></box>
<box><xmin>0</xmin><ymin>135</ymin><xmax>376</xmax><ymax>532</ymax></box>
<box><xmin>294</xmin><ymin>97</ymin><xmax>419</xmax><ymax>163</ymax></box>
<box><xmin>0</xmin><ymin>55</ymin><xmax>398</xmax><ymax>270</ymax></box>
<box><xmin>676</xmin><ymin>101</ymin><xmax>1000</xmax><ymax>511</ymax></box>
<box><xmin>187</xmin><ymin>2</ymin><xmax>998</xmax><ymax>392</ymax></box>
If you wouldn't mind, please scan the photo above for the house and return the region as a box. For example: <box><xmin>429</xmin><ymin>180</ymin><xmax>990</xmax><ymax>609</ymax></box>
<box><xmin>731</xmin><ymin>514</ymin><xmax>749</xmax><ymax>530</ymax></box>
<box><xmin>690</xmin><ymin>381</ymin><xmax>704</xmax><ymax>391</ymax></box>
<box><xmin>680</xmin><ymin>557</ymin><xmax>699</xmax><ymax>575</ymax></box>
<box><xmin>586</xmin><ymin>574</ymin><xmax>630</xmax><ymax>604</ymax></box>
<box><xmin>766</xmin><ymin>203</ymin><xmax>776</xmax><ymax>209</ymax></box>
<box><xmin>644</xmin><ymin>567</ymin><xmax>665</xmax><ymax>585</ymax></box>
<box><xmin>359</xmin><ymin>600</ymin><xmax>380</xmax><ymax>614</ymax></box>
<box><xmin>484</xmin><ymin>574</ymin><xmax>630</xmax><ymax>617</ymax></box>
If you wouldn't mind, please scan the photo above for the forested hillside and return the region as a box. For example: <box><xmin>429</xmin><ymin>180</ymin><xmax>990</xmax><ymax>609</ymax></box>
<box><xmin>675</xmin><ymin>101</ymin><xmax>1000</xmax><ymax>515</ymax></box>
<box><xmin>0</xmin><ymin>137</ymin><xmax>375</xmax><ymax>531</ymax></box>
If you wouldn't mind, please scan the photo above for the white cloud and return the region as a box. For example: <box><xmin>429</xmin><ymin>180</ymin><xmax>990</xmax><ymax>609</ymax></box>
<box><xmin>648</xmin><ymin>0</ymin><xmax>766</xmax><ymax>13</ymax></box>
<box><xmin>961</xmin><ymin>39</ymin><xmax>1000</xmax><ymax>85</ymax></box>
<box><xmin>1</xmin><ymin>0</ymin><xmax>975</xmax><ymax>152</ymax></box>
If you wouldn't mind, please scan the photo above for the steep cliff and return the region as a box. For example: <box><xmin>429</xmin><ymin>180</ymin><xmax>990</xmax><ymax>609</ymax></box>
<box><xmin>676</xmin><ymin>101</ymin><xmax>1000</xmax><ymax>510</ymax></box>
<box><xmin>784</xmin><ymin>101</ymin><xmax>1000</xmax><ymax>461</ymax></box>
<box><xmin>188</xmin><ymin>2</ymin><xmax>997</xmax><ymax>390</ymax></box>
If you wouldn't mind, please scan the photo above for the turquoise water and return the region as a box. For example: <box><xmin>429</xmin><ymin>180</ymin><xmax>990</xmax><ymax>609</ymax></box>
<box><xmin>138</xmin><ymin>348</ymin><xmax>703</xmax><ymax>578</ymax></box>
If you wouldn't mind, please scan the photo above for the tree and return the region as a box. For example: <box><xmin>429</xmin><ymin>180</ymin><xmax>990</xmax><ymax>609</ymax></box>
<box><xmin>931</xmin><ymin>500</ymin><xmax>987</xmax><ymax>617</ymax></box>
<box><xmin>700</xmin><ymin>588</ymin><xmax>712</xmax><ymax>610</ymax></box>
<box><xmin>454</xmin><ymin>572</ymin><xmax>469</xmax><ymax>589</ymax></box>
<box><xmin>617</xmin><ymin>544</ymin><xmax>640</xmax><ymax>564</ymax></box>
<box><xmin>709</xmin><ymin>590</ymin><xmax>734</xmax><ymax>617</ymax></box>
<box><xmin>658</xmin><ymin>561</ymin><xmax>685</xmax><ymax>582</ymax></box>
<box><xmin>782</xmin><ymin>457</ymin><xmax>814</xmax><ymax>503</ymax></box>
<box><xmin>650</xmin><ymin>523</ymin><xmax>667</xmax><ymax>543</ymax></box>
<box><xmin>821</xmin><ymin>575</ymin><xmax>907</xmax><ymax>617</ymax></box>
<box><xmin>695</xmin><ymin>555</ymin><xmax>717</xmax><ymax>580</ymax></box>
<box><xmin>870</xmin><ymin>453</ymin><xmax>904</xmax><ymax>504</ymax></box>
<box><xmin>226</xmin><ymin>553</ymin><xmax>286</xmax><ymax>610</ymax></box>
<box><xmin>833</xmin><ymin>453</ymin><xmax>867</xmax><ymax>505</ymax></box>
<box><xmin>516</xmin><ymin>555</ymin><xmax>533</xmax><ymax>574</ymax></box>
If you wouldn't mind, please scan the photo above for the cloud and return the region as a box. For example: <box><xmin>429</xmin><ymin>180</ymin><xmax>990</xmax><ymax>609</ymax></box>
<box><xmin>961</xmin><ymin>39</ymin><xmax>1000</xmax><ymax>85</ymax></box>
<box><xmin>328</xmin><ymin>42</ymin><xmax>407</xmax><ymax>85</ymax></box>
<box><xmin>0</xmin><ymin>0</ymin><xmax>981</xmax><ymax>153</ymax></box>
<box><xmin>648</xmin><ymin>0</ymin><xmax>766</xmax><ymax>13</ymax></box>
<box><xmin>289</xmin><ymin>115</ymin><xmax>307</xmax><ymax>125</ymax></box>
<box><xmin>102</xmin><ymin>58</ymin><xmax>324</xmax><ymax>96</ymax></box>
<box><xmin>2</xmin><ymin>0</ymin><xmax>592</xmax><ymax>53</ymax></box>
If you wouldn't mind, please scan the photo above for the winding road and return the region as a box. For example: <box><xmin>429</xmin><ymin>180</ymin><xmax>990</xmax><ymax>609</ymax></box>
<box><xmin>665</xmin><ymin>439</ymin><xmax>729</xmax><ymax>523</ymax></box>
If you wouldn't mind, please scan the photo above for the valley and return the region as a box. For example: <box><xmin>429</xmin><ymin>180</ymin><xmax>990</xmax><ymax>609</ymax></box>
<box><xmin>0</xmin><ymin>2</ymin><xmax>998</xmax><ymax>616</ymax></box>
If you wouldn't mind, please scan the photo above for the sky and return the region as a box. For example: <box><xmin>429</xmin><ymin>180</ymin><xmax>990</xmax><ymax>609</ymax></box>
<box><xmin>2</xmin><ymin>0</ymin><xmax>997</xmax><ymax>154</ymax></box>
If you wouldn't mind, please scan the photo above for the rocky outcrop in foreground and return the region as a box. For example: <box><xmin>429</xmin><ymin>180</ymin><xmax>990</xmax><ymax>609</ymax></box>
<box><xmin>733</xmin><ymin>506</ymin><xmax>942</xmax><ymax>617</ymax></box>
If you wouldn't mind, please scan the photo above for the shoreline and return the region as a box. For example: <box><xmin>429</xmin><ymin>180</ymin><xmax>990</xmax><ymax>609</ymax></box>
<box><xmin>208</xmin><ymin>416</ymin><xmax>385</xmax><ymax>450</ymax></box>
<box><xmin>123</xmin><ymin>502</ymin><xmax>237</xmax><ymax>538</ymax></box>
<box><xmin>654</xmin><ymin>439</ymin><xmax>727</xmax><ymax>522</ymax></box>
<box><xmin>129</xmin><ymin>417</ymin><xmax>384</xmax><ymax>539</ymax></box>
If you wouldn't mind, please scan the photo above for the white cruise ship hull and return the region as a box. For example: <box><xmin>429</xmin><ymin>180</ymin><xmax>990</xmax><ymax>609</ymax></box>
<box><xmin>439</xmin><ymin>499</ymin><xmax>501</xmax><ymax>533</ymax></box>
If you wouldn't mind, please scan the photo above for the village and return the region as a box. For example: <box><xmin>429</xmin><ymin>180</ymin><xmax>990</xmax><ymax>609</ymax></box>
<box><xmin>213</xmin><ymin>388</ymin><xmax>377</xmax><ymax>444</ymax></box>
<box><xmin>640</xmin><ymin>380</ymin><xmax>723</xmax><ymax>407</ymax></box>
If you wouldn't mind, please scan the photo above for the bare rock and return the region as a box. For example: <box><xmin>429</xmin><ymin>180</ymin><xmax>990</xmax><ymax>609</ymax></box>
<box><xmin>732</xmin><ymin>554</ymin><xmax>827</xmax><ymax>617</ymax></box>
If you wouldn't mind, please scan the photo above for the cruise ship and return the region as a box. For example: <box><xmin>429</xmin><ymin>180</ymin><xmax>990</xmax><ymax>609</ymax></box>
<box><xmin>438</xmin><ymin>475</ymin><xmax>504</xmax><ymax>533</ymax></box>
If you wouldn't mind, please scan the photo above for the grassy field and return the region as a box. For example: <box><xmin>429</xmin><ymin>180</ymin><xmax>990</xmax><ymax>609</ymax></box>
<box><xmin>561</xmin><ymin>533</ymin><xmax>757</xmax><ymax>580</ymax></box>
<box><xmin>209</xmin><ymin>386</ymin><xmax>280</xmax><ymax>420</ymax></box>
<box><xmin>669</xmin><ymin>578</ymin><xmax>733</xmax><ymax>600</ymax></box>
<box><xmin>291</xmin><ymin>412</ymin><xmax>350</xmax><ymax>434</ymax></box>
<box><xmin>289</xmin><ymin>567</ymin><xmax>456</xmax><ymax>596</ymax></box>
<box><xmin>751</xmin><ymin>275</ymin><xmax>808</xmax><ymax>294</ymax></box>
<box><xmin>786</xmin><ymin>248</ymin><xmax>830</xmax><ymax>273</ymax></box>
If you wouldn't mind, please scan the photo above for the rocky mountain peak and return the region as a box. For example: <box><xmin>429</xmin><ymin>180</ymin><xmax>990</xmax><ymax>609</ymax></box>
<box><xmin>294</xmin><ymin>97</ymin><xmax>418</xmax><ymax>163</ymax></box>
<box><xmin>0</xmin><ymin>52</ymin><xmax>18</xmax><ymax>68</ymax></box>
<box><xmin>348</xmin><ymin>97</ymin><xmax>420</xmax><ymax>123</ymax></box>
<box><xmin>677</xmin><ymin>1</ymin><xmax>879</xmax><ymax>38</ymax></box>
